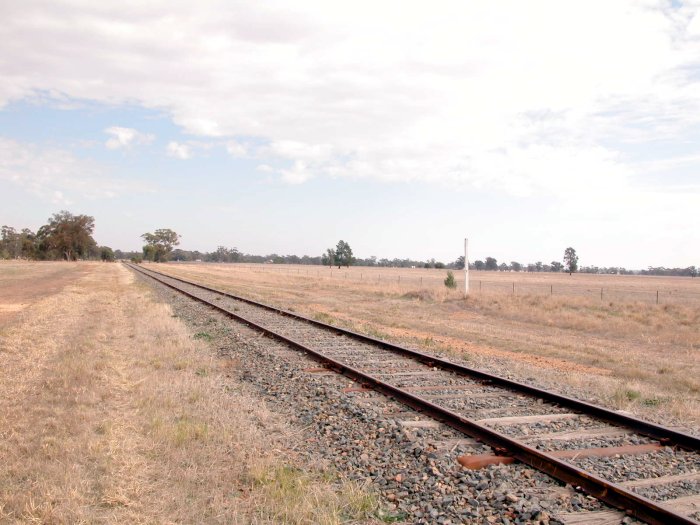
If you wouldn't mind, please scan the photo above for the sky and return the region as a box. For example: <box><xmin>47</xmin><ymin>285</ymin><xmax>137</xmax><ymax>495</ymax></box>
<box><xmin>1</xmin><ymin>1</ymin><xmax>699</xmax><ymax>269</ymax></box>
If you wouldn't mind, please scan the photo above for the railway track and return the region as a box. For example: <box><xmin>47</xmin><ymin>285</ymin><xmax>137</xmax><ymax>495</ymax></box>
<box><xmin>127</xmin><ymin>262</ymin><xmax>700</xmax><ymax>525</ymax></box>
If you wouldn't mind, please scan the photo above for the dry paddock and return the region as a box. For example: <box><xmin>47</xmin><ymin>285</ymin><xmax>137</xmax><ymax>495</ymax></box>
<box><xmin>0</xmin><ymin>261</ymin><xmax>377</xmax><ymax>524</ymax></box>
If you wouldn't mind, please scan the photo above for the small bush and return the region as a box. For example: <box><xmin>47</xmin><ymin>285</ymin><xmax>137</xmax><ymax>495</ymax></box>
<box><xmin>444</xmin><ymin>271</ymin><xmax>456</xmax><ymax>289</ymax></box>
<box><xmin>131</xmin><ymin>256</ymin><xmax>143</xmax><ymax>263</ymax></box>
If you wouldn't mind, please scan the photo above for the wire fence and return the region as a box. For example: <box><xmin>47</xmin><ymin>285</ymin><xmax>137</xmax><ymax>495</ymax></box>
<box><xmin>177</xmin><ymin>263</ymin><xmax>700</xmax><ymax>306</ymax></box>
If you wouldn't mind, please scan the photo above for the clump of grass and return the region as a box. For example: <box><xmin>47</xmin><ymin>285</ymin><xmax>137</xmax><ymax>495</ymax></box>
<box><xmin>249</xmin><ymin>465</ymin><xmax>377</xmax><ymax>524</ymax></box>
<box><xmin>402</xmin><ymin>290</ymin><xmax>432</xmax><ymax>301</ymax></box>
<box><xmin>313</xmin><ymin>312</ymin><xmax>335</xmax><ymax>324</ymax></box>
<box><xmin>193</xmin><ymin>331</ymin><xmax>212</xmax><ymax>341</ymax></box>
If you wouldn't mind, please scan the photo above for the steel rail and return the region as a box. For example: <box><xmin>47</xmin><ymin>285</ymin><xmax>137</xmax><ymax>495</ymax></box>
<box><xmin>127</xmin><ymin>263</ymin><xmax>699</xmax><ymax>525</ymax></box>
<box><xmin>129</xmin><ymin>263</ymin><xmax>700</xmax><ymax>451</ymax></box>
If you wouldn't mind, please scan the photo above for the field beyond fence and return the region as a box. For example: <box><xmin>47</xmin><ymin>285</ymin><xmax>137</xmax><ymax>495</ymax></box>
<box><xmin>173</xmin><ymin>263</ymin><xmax>700</xmax><ymax>306</ymax></box>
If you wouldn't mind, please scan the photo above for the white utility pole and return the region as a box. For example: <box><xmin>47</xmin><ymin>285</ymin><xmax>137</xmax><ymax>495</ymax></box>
<box><xmin>464</xmin><ymin>237</ymin><xmax>469</xmax><ymax>297</ymax></box>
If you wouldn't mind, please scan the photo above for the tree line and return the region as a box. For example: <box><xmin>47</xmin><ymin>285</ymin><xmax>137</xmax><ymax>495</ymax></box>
<box><xmin>2</xmin><ymin>213</ymin><xmax>696</xmax><ymax>277</ymax></box>
<box><xmin>1</xmin><ymin>211</ymin><xmax>115</xmax><ymax>261</ymax></box>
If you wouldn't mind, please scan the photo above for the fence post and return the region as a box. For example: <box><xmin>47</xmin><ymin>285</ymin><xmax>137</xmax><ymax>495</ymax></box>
<box><xmin>600</xmin><ymin>288</ymin><xmax>603</xmax><ymax>300</ymax></box>
<box><xmin>512</xmin><ymin>282</ymin><xmax>515</xmax><ymax>295</ymax></box>
<box><xmin>480</xmin><ymin>280</ymin><xmax>482</xmax><ymax>292</ymax></box>
<box><xmin>656</xmin><ymin>290</ymin><xmax>659</xmax><ymax>304</ymax></box>
<box><xmin>550</xmin><ymin>285</ymin><xmax>553</xmax><ymax>296</ymax></box>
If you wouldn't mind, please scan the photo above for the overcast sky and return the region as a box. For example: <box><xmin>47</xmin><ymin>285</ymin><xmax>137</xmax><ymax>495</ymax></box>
<box><xmin>1</xmin><ymin>1</ymin><xmax>699</xmax><ymax>268</ymax></box>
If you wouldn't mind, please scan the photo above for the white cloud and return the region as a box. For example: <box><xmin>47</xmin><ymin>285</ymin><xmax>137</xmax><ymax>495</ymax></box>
<box><xmin>0</xmin><ymin>136</ymin><xmax>152</xmax><ymax>201</ymax></box>
<box><xmin>166</xmin><ymin>141</ymin><xmax>192</xmax><ymax>159</ymax></box>
<box><xmin>104</xmin><ymin>126</ymin><xmax>154</xmax><ymax>150</ymax></box>
<box><xmin>256</xmin><ymin>164</ymin><xmax>273</xmax><ymax>173</ymax></box>
<box><xmin>225</xmin><ymin>140</ymin><xmax>248</xmax><ymax>157</ymax></box>
<box><xmin>0</xmin><ymin>1</ymin><xmax>699</xmax><ymax>199</ymax></box>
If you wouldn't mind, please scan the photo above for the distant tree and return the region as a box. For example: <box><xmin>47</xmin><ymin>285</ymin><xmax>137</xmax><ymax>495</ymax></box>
<box><xmin>510</xmin><ymin>261</ymin><xmax>522</xmax><ymax>272</ymax></box>
<box><xmin>142</xmin><ymin>244</ymin><xmax>156</xmax><ymax>262</ymax></box>
<box><xmin>99</xmin><ymin>246</ymin><xmax>115</xmax><ymax>262</ymax></box>
<box><xmin>19</xmin><ymin>228</ymin><xmax>37</xmax><ymax>258</ymax></box>
<box><xmin>334</xmin><ymin>240</ymin><xmax>353</xmax><ymax>268</ymax></box>
<box><xmin>141</xmin><ymin>228</ymin><xmax>181</xmax><ymax>262</ymax></box>
<box><xmin>454</xmin><ymin>255</ymin><xmax>465</xmax><ymax>270</ymax></box>
<box><xmin>535</xmin><ymin>261</ymin><xmax>543</xmax><ymax>272</ymax></box>
<box><xmin>485</xmin><ymin>257</ymin><xmax>498</xmax><ymax>271</ymax></box>
<box><xmin>550</xmin><ymin>261</ymin><xmax>564</xmax><ymax>272</ymax></box>
<box><xmin>498</xmin><ymin>262</ymin><xmax>509</xmax><ymax>271</ymax></box>
<box><xmin>36</xmin><ymin>211</ymin><xmax>96</xmax><ymax>261</ymax></box>
<box><xmin>207</xmin><ymin>246</ymin><xmax>240</xmax><ymax>263</ymax></box>
<box><xmin>474</xmin><ymin>260</ymin><xmax>485</xmax><ymax>271</ymax></box>
<box><xmin>564</xmin><ymin>247</ymin><xmax>579</xmax><ymax>275</ymax></box>
<box><xmin>321</xmin><ymin>248</ymin><xmax>335</xmax><ymax>267</ymax></box>
<box><xmin>435</xmin><ymin>261</ymin><xmax>445</xmax><ymax>269</ymax></box>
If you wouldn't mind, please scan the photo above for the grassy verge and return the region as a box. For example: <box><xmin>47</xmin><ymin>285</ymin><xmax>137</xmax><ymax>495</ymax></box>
<box><xmin>0</xmin><ymin>263</ymin><xmax>378</xmax><ymax>524</ymax></box>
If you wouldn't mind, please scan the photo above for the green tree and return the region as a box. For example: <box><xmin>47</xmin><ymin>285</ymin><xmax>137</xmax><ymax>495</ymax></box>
<box><xmin>564</xmin><ymin>247</ymin><xmax>579</xmax><ymax>275</ymax></box>
<box><xmin>334</xmin><ymin>240</ymin><xmax>353</xmax><ymax>268</ymax></box>
<box><xmin>485</xmin><ymin>257</ymin><xmax>498</xmax><ymax>271</ymax></box>
<box><xmin>510</xmin><ymin>261</ymin><xmax>522</xmax><ymax>272</ymax></box>
<box><xmin>474</xmin><ymin>260</ymin><xmax>485</xmax><ymax>270</ymax></box>
<box><xmin>321</xmin><ymin>248</ymin><xmax>335</xmax><ymax>267</ymax></box>
<box><xmin>1</xmin><ymin>226</ymin><xmax>21</xmax><ymax>259</ymax></box>
<box><xmin>100</xmin><ymin>246</ymin><xmax>115</xmax><ymax>262</ymax></box>
<box><xmin>550</xmin><ymin>261</ymin><xmax>563</xmax><ymax>272</ymax></box>
<box><xmin>36</xmin><ymin>211</ymin><xmax>96</xmax><ymax>261</ymax></box>
<box><xmin>142</xmin><ymin>228</ymin><xmax>181</xmax><ymax>262</ymax></box>
<box><xmin>444</xmin><ymin>271</ymin><xmax>456</xmax><ymax>288</ymax></box>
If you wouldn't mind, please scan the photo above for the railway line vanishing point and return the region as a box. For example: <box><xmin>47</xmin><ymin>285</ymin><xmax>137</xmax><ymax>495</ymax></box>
<box><xmin>127</xmin><ymin>262</ymin><xmax>700</xmax><ymax>525</ymax></box>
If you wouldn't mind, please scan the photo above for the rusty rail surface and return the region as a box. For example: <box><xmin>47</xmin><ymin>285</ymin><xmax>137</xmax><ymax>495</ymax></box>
<box><xmin>126</xmin><ymin>262</ymin><xmax>700</xmax><ymax>525</ymax></box>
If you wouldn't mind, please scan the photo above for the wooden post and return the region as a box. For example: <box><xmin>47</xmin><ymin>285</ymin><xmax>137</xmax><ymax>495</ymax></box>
<box><xmin>656</xmin><ymin>290</ymin><xmax>659</xmax><ymax>304</ymax></box>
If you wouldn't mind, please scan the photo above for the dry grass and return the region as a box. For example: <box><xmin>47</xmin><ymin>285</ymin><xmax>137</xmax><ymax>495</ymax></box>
<box><xmin>0</xmin><ymin>261</ymin><xmax>92</xmax><ymax>328</ymax></box>
<box><xmin>156</xmin><ymin>262</ymin><xmax>700</xmax><ymax>427</ymax></box>
<box><xmin>0</xmin><ymin>262</ymin><xmax>378</xmax><ymax>524</ymax></box>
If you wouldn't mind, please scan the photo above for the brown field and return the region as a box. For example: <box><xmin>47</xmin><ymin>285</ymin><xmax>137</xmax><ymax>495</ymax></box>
<box><xmin>0</xmin><ymin>262</ymin><xmax>376</xmax><ymax>524</ymax></box>
<box><xmin>0</xmin><ymin>262</ymin><xmax>93</xmax><ymax>328</ymax></box>
<box><xmin>156</xmin><ymin>262</ymin><xmax>700</xmax><ymax>428</ymax></box>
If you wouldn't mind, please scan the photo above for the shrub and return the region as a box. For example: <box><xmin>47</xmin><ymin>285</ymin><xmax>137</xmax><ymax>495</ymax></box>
<box><xmin>444</xmin><ymin>271</ymin><xmax>456</xmax><ymax>289</ymax></box>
